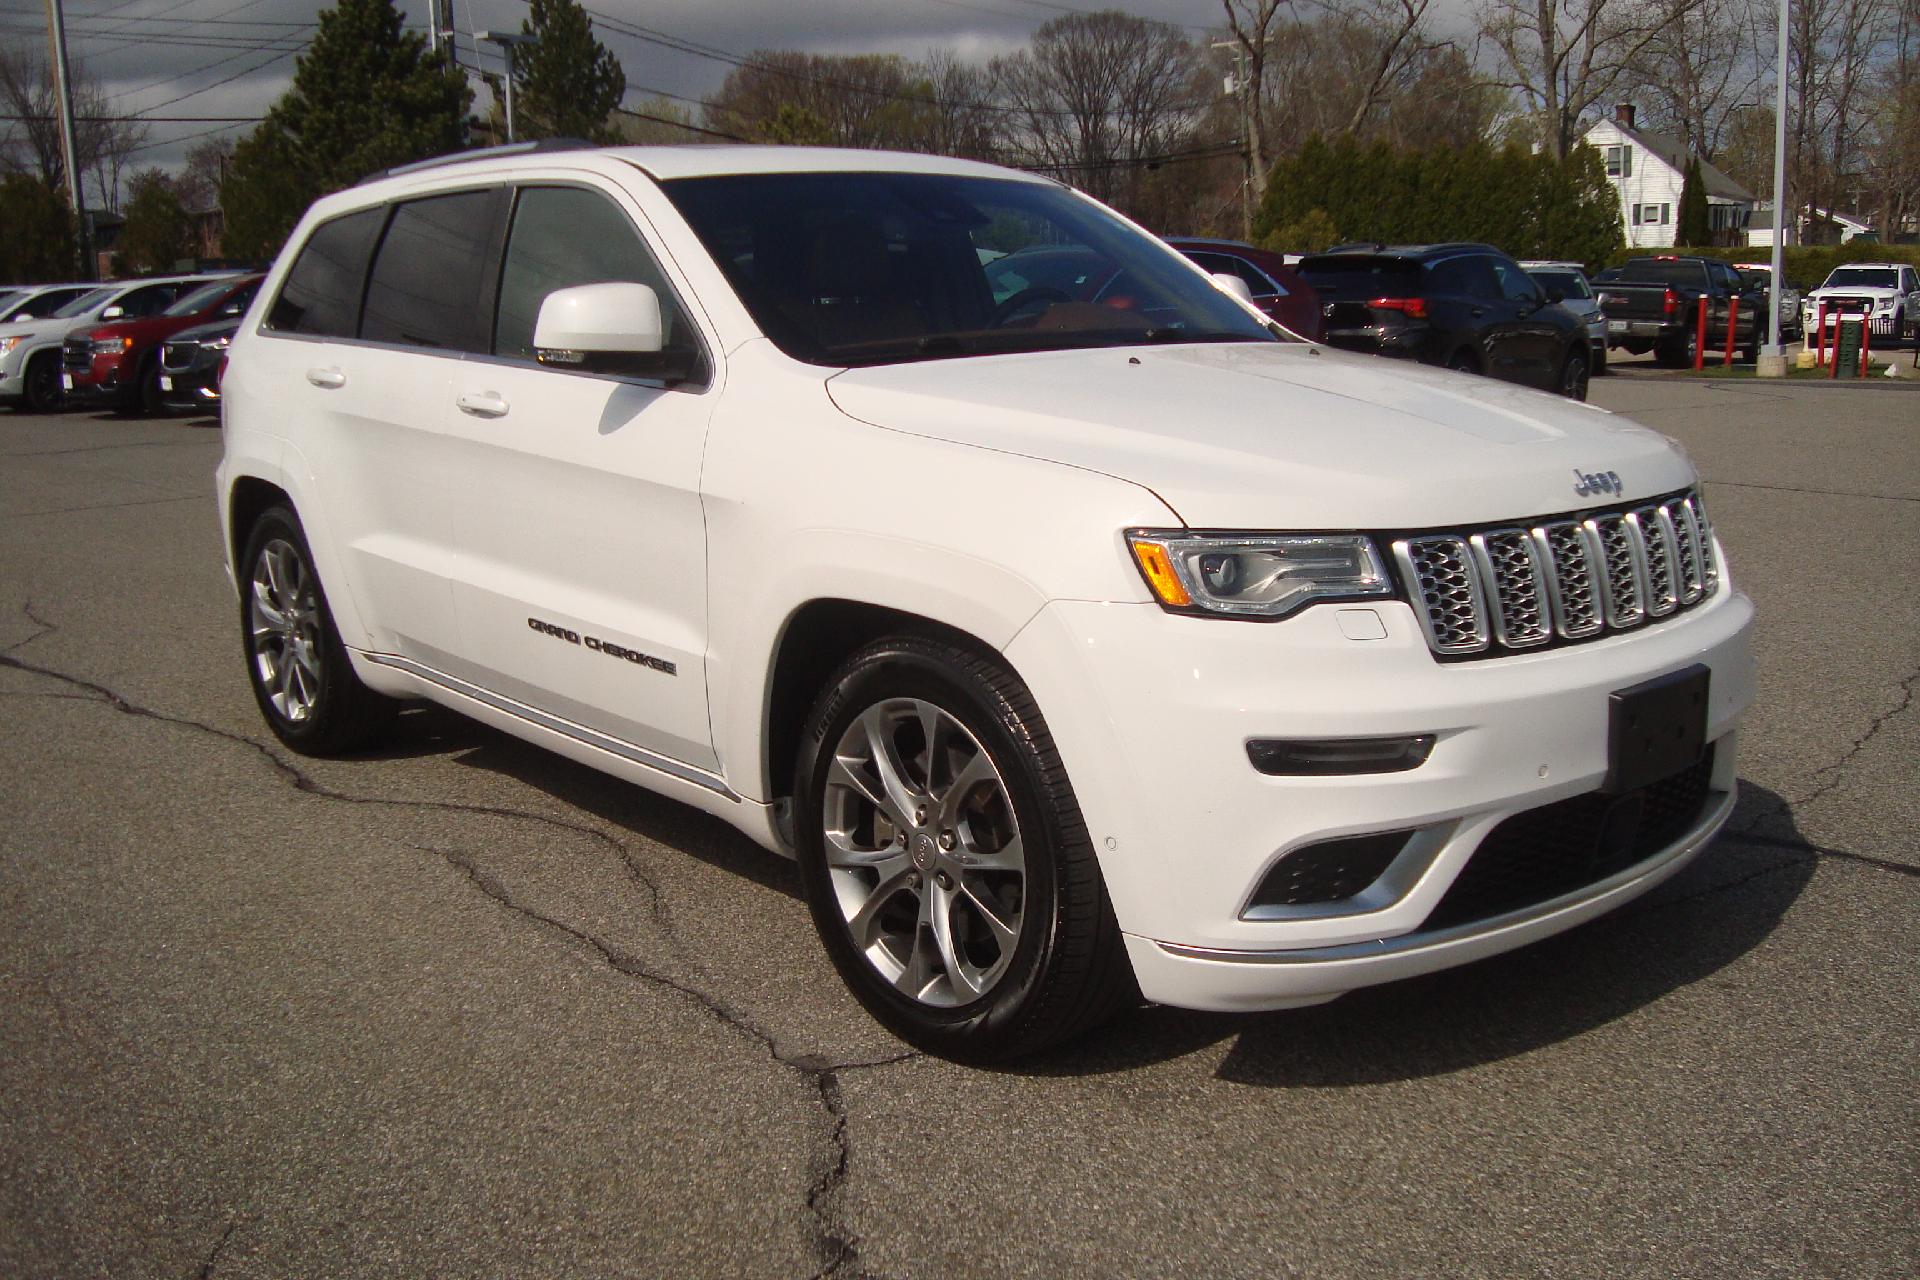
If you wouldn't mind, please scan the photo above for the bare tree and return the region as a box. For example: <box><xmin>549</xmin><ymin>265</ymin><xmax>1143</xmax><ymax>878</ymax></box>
<box><xmin>992</xmin><ymin>12</ymin><xmax>1206</xmax><ymax>210</ymax></box>
<box><xmin>0</xmin><ymin>47</ymin><xmax>146</xmax><ymax>213</ymax></box>
<box><xmin>1220</xmin><ymin>0</ymin><xmax>1288</xmax><ymax>204</ymax></box>
<box><xmin>1477</xmin><ymin>0</ymin><xmax>1710</xmax><ymax>158</ymax></box>
<box><xmin>1623</xmin><ymin>0</ymin><xmax>1770</xmax><ymax>160</ymax></box>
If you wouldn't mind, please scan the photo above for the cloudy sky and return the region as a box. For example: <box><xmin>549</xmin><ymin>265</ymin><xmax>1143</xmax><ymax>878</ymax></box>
<box><xmin>1</xmin><ymin>0</ymin><xmax>1479</xmax><ymax>176</ymax></box>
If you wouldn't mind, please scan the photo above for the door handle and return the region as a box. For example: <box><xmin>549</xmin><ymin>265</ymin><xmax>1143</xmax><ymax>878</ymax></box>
<box><xmin>305</xmin><ymin>366</ymin><xmax>345</xmax><ymax>389</ymax></box>
<box><xmin>1470</xmin><ymin>306</ymin><xmax>1486</xmax><ymax>317</ymax></box>
<box><xmin>456</xmin><ymin>391</ymin><xmax>509</xmax><ymax>419</ymax></box>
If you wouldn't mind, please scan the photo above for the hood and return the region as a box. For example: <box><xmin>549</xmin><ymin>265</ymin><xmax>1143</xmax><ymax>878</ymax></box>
<box><xmin>0</xmin><ymin>313</ymin><xmax>101</xmax><ymax>344</ymax></box>
<box><xmin>826</xmin><ymin>342</ymin><xmax>1692</xmax><ymax>529</ymax></box>
<box><xmin>1806</xmin><ymin>283</ymin><xmax>1900</xmax><ymax>298</ymax></box>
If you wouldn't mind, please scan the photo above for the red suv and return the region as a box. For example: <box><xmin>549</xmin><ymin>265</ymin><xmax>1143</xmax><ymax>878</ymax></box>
<box><xmin>1164</xmin><ymin>238</ymin><xmax>1326</xmax><ymax>341</ymax></box>
<box><xmin>63</xmin><ymin>275</ymin><xmax>260</xmax><ymax>415</ymax></box>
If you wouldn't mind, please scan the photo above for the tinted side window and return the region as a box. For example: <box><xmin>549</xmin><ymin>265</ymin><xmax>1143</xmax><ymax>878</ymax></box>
<box><xmin>267</xmin><ymin>207</ymin><xmax>385</xmax><ymax>337</ymax></box>
<box><xmin>362</xmin><ymin>190</ymin><xmax>501</xmax><ymax>351</ymax></box>
<box><xmin>494</xmin><ymin>185</ymin><xmax>700</xmax><ymax>370</ymax></box>
<box><xmin>119</xmin><ymin>284</ymin><xmax>181</xmax><ymax>317</ymax></box>
<box><xmin>1428</xmin><ymin>255</ymin><xmax>1501</xmax><ymax>300</ymax></box>
<box><xmin>1490</xmin><ymin>258</ymin><xmax>1540</xmax><ymax>303</ymax></box>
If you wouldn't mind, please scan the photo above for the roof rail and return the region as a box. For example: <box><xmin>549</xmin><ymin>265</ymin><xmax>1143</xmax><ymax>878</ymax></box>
<box><xmin>358</xmin><ymin>137</ymin><xmax>598</xmax><ymax>185</ymax></box>
<box><xmin>1321</xmin><ymin>241</ymin><xmax>1388</xmax><ymax>254</ymax></box>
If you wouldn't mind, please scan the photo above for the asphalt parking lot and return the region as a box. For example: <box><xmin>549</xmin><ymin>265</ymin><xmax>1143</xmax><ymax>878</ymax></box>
<box><xmin>2</xmin><ymin>374</ymin><xmax>1916</xmax><ymax>1279</ymax></box>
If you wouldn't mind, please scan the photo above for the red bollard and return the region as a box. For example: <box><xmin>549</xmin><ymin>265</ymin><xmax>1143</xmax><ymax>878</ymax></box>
<box><xmin>1816</xmin><ymin>303</ymin><xmax>1828</xmax><ymax>366</ymax></box>
<box><xmin>1860</xmin><ymin>313</ymin><xmax>1872</xmax><ymax>375</ymax></box>
<box><xmin>1695</xmin><ymin>296</ymin><xmax>1708</xmax><ymax>370</ymax></box>
<box><xmin>1725</xmin><ymin>295</ymin><xmax>1739</xmax><ymax>363</ymax></box>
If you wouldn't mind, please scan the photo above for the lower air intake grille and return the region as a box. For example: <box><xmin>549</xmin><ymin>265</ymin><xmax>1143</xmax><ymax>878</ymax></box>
<box><xmin>1247</xmin><ymin>831</ymin><xmax>1411</xmax><ymax>909</ymax></box>
<box><xmin>1422</xmin><ymin>746</ymin><xmax>1718</xmax><ymax>932</ymax></box>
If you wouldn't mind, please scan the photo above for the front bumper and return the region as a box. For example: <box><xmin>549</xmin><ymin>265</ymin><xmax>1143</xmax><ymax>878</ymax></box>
<box><xmin>1804</xmin><ymin>309</ymin><xmax>1898</xmax><ymax>336</ymax></box>
<box><xmin>1004</xmin><ymin>578</ymin><xmax>1755</xmax><ymax>1011</ymax></box>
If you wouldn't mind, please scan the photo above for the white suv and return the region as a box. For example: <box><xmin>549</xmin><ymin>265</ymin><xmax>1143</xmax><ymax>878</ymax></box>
<box><xmin>1801</xmin><ymin>262</ymin><xmax>1920</xmax><ymax>341</ymax></box>
<box><xmin>218</xmin><ymin>144</ymin><xmax>1755</xmax><ymax>1060</ymax></box>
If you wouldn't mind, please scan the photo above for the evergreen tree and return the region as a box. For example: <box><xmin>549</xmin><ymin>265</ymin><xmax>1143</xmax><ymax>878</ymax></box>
<box><xmin>513</xmin><ymin>0</ymin><xmax>625</xmax><ymax>142</ymax></box>
<box><xmin>0</xmin><ymin>175</ymin><xmax>77</xmax><ymax>283</ymax></box>
<box><xmin>1676</xmin><ymin>156</ymin><xmax>1711</xmax><ymax>247</ymax></box>
<box><xmin>120</xmin><ymin>170</ymin><xmax>192</xmax><ymax>271</ymax></box>
<box><xmin>221</xmin><ymin>0</ymin><xmax>469</xmax><ymax>259</ymax></box>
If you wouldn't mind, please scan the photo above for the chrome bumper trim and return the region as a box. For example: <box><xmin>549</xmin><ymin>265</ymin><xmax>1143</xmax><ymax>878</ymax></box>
<box><xmin>1157</xmin><ymin>785</ymin><xmax>1736</xmax><ymax>965</ymax></box>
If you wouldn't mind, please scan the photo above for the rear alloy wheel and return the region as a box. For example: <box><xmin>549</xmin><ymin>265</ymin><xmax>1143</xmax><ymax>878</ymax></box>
<box><xmin>794</xmin><ymin>636</ymin><xmax>1134</xmax><ymax>1061</ymax></box>
<box><xmin>1559</xmin><ymin>351</ymin><xmax>1590</xmax><ymax>401</ymax></box>
<box><xmin>21</xmin><ymin>351</ymin><xmax>61</xmax><ymax>413</ymax></box>
<box><xmin>240</xmin><ymin>506</ymin><xmax>395</xmax><ymax>754</ymax></box>
<box><xmin>1655</xmin><ymin>334</ymin><xmax>1694</xmax><ymax>368</ymax></box>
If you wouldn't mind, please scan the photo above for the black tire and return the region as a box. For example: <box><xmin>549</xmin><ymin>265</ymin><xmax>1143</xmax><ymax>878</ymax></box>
<box><xmin>134</xmin><ymin>352</ymin><xmax>166</xmax><ymax>417</ymax></box>
<box><xmin>1622</xmin><ymin>339</ymin><xmax>1653</xmax><ymax>356</ymax></box>
<box><xmin>239</xmin><ymin>506</ymin><xmax>395</xmax><ymax>755</ymax></box>
<box><xmin>1558</xmin><ymin>350</ymin><xmax>1590</xmax><ymax>401</ymax></box>
<box><xmin>1446</xmin><ymin>347</ymin><xmax>1480</xmax><ymax>374</ymax></box>
<box><xmin>21</xmin><ymin>350</ymin><xmax>62</xmax><ymax>413</ymax></box>
<box><xmin>792</xmin><ymin>635</ymin><xmax>1136</xmax><ymax>1062</ymax></box>
<box><xmin>1654</xmin><ymin>334</ymin><xmax>1694</xmax><ymax>368</ymax></box>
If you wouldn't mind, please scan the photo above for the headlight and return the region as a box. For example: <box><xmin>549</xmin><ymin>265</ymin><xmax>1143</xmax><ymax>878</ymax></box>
<box><xmin>203</xmin><ymin>335</ymin><xmax>231</xmax><ymax>351</ymax></box>
<box><xmin>1126</xmin><ymin>530</ymin><xmax>1392</xmax><ymax>618</ymax></box>
<box><xmin>91</xmin><ymin>336</ymin><xmax>131</xmax><ymax>353</ymax></box>
<box><xmin>1875</xmin><ymin>299</ymin><xmax>1893</xmax><ymax>311</ymax></box>
<box><xmin>0</xmin><ymin>336</ymin><xmax>19</xmax><ymax>357</ymax></box>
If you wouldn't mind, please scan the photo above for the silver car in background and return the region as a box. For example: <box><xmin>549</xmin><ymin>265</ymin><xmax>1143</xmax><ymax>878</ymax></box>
<box><xmin>1522</xmin><ymin>260</ymin><xmax>1607</xmax><ymax>374</ymax></box>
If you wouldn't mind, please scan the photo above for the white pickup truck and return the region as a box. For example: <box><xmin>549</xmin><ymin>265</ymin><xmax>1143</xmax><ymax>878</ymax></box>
<box><xmin>1800</xmin><ymin>262</ymin><xmax>1920</xmax><ymax>341</ymax></box>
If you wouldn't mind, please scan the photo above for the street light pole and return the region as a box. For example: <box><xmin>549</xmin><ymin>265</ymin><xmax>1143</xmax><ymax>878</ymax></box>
<box><xmin>477</xmin><ymin>31</ymin><xmax>534</xmax><ymax>144</ymax></box>
<box><xmin>1758</xmin><ymin>0</ymin><xmax>1791</xmax><ymax>376</ymax></box>
<box><xmin>43</xmin><ymin>0</ymin><xmax>92</xmax><ymax>279</ymax></box>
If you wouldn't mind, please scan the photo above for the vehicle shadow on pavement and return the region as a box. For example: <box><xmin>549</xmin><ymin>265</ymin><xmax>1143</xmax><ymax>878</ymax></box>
<box><xmin>361</xmin><ymin>707</ymin><xmax>1816</xmax><ymax>1082</ymax></box>
<box><xmin>1026</xmin><ymin>783</ymin><xmax>1817</xmax><ymax>1084</ymax></box>
<box><xmin>378</xmin><ymin>702</ymin><xmax>806</xmax><ymax>900</ymax></box>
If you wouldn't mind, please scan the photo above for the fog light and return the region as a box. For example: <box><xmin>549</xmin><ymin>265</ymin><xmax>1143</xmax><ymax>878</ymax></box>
<box><xmin>1247</xmin><ymin>734</ymin><xmax>1435</xmax><ymax>776</ymax></box>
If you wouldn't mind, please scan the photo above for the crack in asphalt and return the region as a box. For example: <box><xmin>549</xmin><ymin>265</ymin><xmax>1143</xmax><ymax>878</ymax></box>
<box><xmin>417</xmin><ymin>842</ymin><xmax>913</xmax><ymax>1279</ymax></box>
<box><xmin>194</xmin><ymin>1220</ymin><xmax>235</xmax><ymax>1279</ymax></box>
<box><xmin>6</xmin><ymin>599</ymin><xmax>57</xmax><ymax>653</ymax></box>
<box><xmin>1736</xmin><ymin>666</ymin><xmax>1920</xmax><ymax>841</ymax></box>
<box><xmin>0</xmin><ymin>494</ymin><xmax>207</xmax><ymax>521</ymax></box>
<box><xmin>1711</xmin><ymin>478</ymin><xmax>1920</xmax><ymax>504</ymax></box>
<box><xmin>1</xmin><ymin>639</ymin><xmax>919</xmax><ymax>1278</ymax></box>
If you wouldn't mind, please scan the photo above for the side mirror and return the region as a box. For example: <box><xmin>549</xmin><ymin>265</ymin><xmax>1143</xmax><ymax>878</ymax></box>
<box><xmin>1210</xmin><ymin>272</ymin><xmax>1256</xmax><ymax>305</ymax></box>
<box><xmin>535</xmin><ymin>282</ymin><xmax>663</xmax><ymax>357</ymax></box>
<box><xmin>101</xmin><ymin>305</ymin><xmax>125</xmax><ymax>320</ymax></box>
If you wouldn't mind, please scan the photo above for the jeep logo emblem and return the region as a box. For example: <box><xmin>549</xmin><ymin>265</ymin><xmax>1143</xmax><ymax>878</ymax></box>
<box><xmin>1572</xmin><ymin>468</ymin><xmax>1622</xmax><ymax>497</ymax></box>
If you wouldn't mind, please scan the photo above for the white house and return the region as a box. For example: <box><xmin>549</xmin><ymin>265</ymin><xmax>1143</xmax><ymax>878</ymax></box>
<box><xmin>1745</xmin><ymin>204</ymin><xmax>1874</xmax><ymax>247</ymax></box>
<box><xmin>1583</xmin><ymin>105</ymin><xmax>1755</xmax><ymax>248</ymax></box>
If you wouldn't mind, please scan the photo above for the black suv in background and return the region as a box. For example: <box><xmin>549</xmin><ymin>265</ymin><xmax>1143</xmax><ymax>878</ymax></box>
<box><xmin>1296</xmin><ymin>243</ymin><xmax>1593</xmax><ymax>399</ymax></box>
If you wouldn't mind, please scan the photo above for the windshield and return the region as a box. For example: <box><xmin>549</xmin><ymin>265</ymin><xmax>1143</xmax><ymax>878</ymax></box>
<box><xmin>661</xmin><ymin>172</ymin><xmax>1275</xmax><ymax>366</ymax></box>
<box><xmin>164</xmin><ymin>280</ymin><xmax>234</xmax><ymax>317</ymax></box>
<box><xmin>1821</xmin><ymin>268</ymin><xmax>1898</xmax><ymax>289</ymax></box>
<box><xmin>1528</xmin><ymin>269</ymin><xmax>1589</xmax><ymax>298</ymax></box>
<box><xmin>52</xmin><ymin>287</ymin><xmax>114</xmax><ymax>318</ymax></box>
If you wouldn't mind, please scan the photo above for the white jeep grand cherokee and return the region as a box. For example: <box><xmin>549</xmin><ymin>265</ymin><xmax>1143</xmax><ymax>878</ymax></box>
<box><xmin>217</xmin><ymin>144</ymin><xmax>1755</xmax><ymax>1061</ymax></box>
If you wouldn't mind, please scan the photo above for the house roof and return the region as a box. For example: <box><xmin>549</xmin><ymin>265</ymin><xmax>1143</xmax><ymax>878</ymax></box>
<box><xmin>1592</xmin><ymin>120</ymin><xmax>1755</xmax><ymax>203</ymax></box>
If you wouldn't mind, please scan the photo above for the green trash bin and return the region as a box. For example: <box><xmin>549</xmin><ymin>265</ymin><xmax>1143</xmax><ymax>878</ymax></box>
<box><xmin>1834</xmin><ymin>317</ymin><xmax>1864</xmax><ymax>378</ymax></box>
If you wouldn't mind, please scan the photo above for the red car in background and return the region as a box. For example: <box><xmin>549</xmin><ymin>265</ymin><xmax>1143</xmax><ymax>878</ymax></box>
<box><xmin>1164</xmin><ymin>237</ymin><xmax>1326</xmax><ymax>342</ymax></box>
<box><xmin>63</xmin><ymin>275</ymin><xmax>260</xmax><ymax>415</ymax></box>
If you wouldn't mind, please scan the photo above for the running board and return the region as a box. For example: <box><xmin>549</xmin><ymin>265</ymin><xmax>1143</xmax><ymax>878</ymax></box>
<box><xmin>360</xmin><ymin>651</ymin><xmax>739</xmax><ymax>801</ymax></box>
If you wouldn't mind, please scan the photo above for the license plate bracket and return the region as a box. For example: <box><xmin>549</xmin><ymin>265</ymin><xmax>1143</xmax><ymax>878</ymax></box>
<box><xmin>1605</xmin><ymin>664</ymin><xmax>1709</xmax><ymax>794</ymax></box>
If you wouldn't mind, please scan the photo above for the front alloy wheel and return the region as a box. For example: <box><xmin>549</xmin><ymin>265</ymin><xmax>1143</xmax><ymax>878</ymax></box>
<box><xmin>794</xmin><ymin>636</ymin><xmax>1135</xmax><ymax>1061</ymax></box>
<box><xmin>822</xmin><ymin>697</ymin><xmax>1027</xmax><ymax>1006</ymax></box>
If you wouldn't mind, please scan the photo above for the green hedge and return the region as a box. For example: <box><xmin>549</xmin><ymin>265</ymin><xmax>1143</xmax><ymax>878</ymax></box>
<box><xmin>1607</xmin><ymin>243</ymin><xmax>1920</xmax><ymax>290</ymax></box>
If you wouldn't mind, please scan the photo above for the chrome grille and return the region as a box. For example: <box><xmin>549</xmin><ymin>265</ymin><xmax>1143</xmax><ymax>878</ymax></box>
<box><xmin>1396</xmin><ymin>536</ymin><xmax>1488</xmax><ymax>654</ymax></box>
<box><xmin>1395</xmin><ymin>490</ymin><xmax>1719</xmax><ymax>659</ymax></box>
<box><xmin>62</xmin><ymin>335</ymin><xmax>91</xmax><ymax>372</ymax></box>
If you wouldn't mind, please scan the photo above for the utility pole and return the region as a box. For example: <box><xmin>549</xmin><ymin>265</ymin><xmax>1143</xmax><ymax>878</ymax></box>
<box><xmin>43</xmin><ymin>0</ymin><xmax>93</xmax><ymax>279</ymax></box>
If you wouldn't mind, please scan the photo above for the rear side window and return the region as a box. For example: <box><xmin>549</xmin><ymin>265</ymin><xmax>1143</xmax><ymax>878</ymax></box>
<box><xmin>1491</xmin><ymin>258</ymin><xmax>1541</xmax><ymax>303</ymax></box>
<box><xmin>493</xmin><ymin>185</ymin><xmax>698</xmax><ymax>367</ymax></box>
<box><xmin>1297</xmin><ymin>255</ymin><xmax>1421</xmax><ymax>297</ymax></box>
<box><xmin>117</xmin><ymin>283</ymin><xmax>183</xmax><ymax>317</ymax></box>
<box><xmin>362</xmin><ymin>190</ymin><xmax>502</xmax><ymax>351</ymax></box>
<box><xmin>1424</xmin><ymin>255</ymin><xmax>1500</xmax><ymax>299</ymax></box>
<box><xmin>267</xmin><ymin>207</ymin><xmax>385</xmax><ymax>337</ymax></box>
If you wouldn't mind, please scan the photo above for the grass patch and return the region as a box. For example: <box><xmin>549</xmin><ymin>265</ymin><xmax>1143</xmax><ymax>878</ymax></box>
<box><xmin>1682</xmin><ymin>358</ymin><xmax>1904</xmax><ymax>380</ymax></box>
